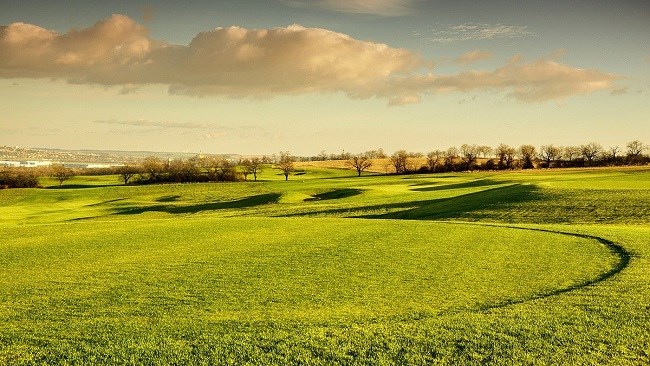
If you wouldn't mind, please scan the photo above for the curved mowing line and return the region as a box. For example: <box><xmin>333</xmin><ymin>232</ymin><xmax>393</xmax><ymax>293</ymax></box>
<box><xmin>436</xmin><ymin>222</ymin><xmax>632</xmax><ymax>314</ymax></box>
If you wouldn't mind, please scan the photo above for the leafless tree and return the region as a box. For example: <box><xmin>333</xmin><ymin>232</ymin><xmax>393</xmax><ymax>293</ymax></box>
<box><xmin>240</xmin><ymin>157</ymin><xmax>263</xmax><ymax>181</ymax></box>
<box><xmin>239</xmin><ymin>159</ymin><xmax>252</xmax><ymax>181</ymax></box>
<box><xmin>117</xmin><ymin>165</ymin><xmax>139</xmax><ymax>184</ymax></box>
<box><xmin>51</xmin><ymin>164</ymin><xmax>73</xmax><ymax>187</ymax></box>
<box><xmin>626</xmin><ymin>140</ymin><xmax>646</xmax><ymax>158</ymax></box>
<box><xmin>495</xmin><ymin>144</ymin><xmax>516</xmax><ymax>169</ymax></box>
<box><xmin>608</xmin><ymin>146</ymin><xmax>621</xmax><ymax>160</ymax></box>
<box><xmin>563</xmin><ymin>146</ymin><xmax>581</xmax><ymax>165</ymax></box>
<box><xmin>168</xmin><ymin>159</ymin><xmax>200</xmax><ymax>182</ymax></box>
<box><xmin>460</xmin><ymin>144</ymin><xmax>479</xmax><ymax>168</ymax></box>
<box><xmin>444</xmin><ymin>147</ymin><xmax>459</xmax><ymax>170</ymax></box>
<box><xmin>426</xmin><ymin>150</ymin><xmax>444</xmax><ymax>172</ymax></box>
<box><xmin>347</xmin><ymin>154</ymin><xmax>373</xmax><ymax>177</ymax></box>
<box><xmin>539</xmin><ymin>145</ymin><xmax>562</xmax><ymax>168</ymax></box>
<box><xmin>141</xmin><ymin>156</ymin><xmax>165</xmax><ymax>182</ymax></box>
<box><xmin>519</xmin><ymin>145</ymin><xmax>536</xmax><ymax>169</ymax></box>
<box><xmin>477</xmin><ymin>145</ymin><xmax>493</xmax><ymax>158</ymax></box>
<box><xmin>580</xmin><ymin>142</ymin><xmax>603</xmax><ymax>166</ymax></box>
<box><xmin>277</xmin><ymin>151</ymin><xmax>295</xmax><ymax>180</ymax></box>
<box><xmin>390</xmin><ymin>150</ymin><xmax>409</xmax><ymax>174</ymax></box>
<box><xmin>364</xmin><ymin>148</ymin><xmax>386</xmax><ymax>159</ymax></box>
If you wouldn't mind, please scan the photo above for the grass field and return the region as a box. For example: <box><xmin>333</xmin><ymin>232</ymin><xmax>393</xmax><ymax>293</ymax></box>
<box><xmin>1</xmin><ymin>166</ymin><xmax>649</xmax><ymax>364</ymax></box>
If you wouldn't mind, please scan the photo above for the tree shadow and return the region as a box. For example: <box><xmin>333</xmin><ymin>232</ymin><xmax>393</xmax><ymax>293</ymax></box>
<box><xmin>45</xmin><ymin>184</ymin><xmax>117</xmax><ymax>189</ymax></box>
<box><xmin>367</xmin><ymin>184</ymin><xmax>540</xmax><ymax>220</ymax></box>
<box><xmin>410</xmin><ymin>179</ymin><xmax>503</xmax><ymax>192</ymax></box>
<box><xmin>304</xmin><ymin>188</ymin><xmax>363</xmax><ymax>202</ymax></box>
<box><xmin>285</xmin><ymin>184</ymin><xmax>542</xmax><ymax>221</ymax></box>
<box><xmin>115</xmin><ymin>193</ymin><xmax>281</xmax><ymax>215</ymax></box>
<box><xmin>156</xmin><ymin>195</ymin><xmax>181</xmax><ymax>202</ymax></box>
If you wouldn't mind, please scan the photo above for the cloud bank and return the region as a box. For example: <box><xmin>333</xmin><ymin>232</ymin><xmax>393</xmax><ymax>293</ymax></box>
<box><xmin>0</xmin><ymin>15</ymin><xmax>620</xmax><ymax>105</ymax></box>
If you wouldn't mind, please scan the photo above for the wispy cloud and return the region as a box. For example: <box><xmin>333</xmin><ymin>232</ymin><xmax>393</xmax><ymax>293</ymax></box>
<box><xmin>454</xmin><ymin>50</ymin><xmax>493</xmax><ymax>65</ymax></box>
<box><xmin>424</xmin><ymin>23</ymin><xmax>534</xmax><ymax>43</ymax></box>
<box><xmin>94</xmin><ymin>119</ymin><xmax>211</xmax><ymax>129</ymax></box>
<box><xmin>281</xmin><ymin>0</ymin><xmax>417</xmax><ymax>16</ymax></box>
<box><xmin>0</xmin><ymin>15</ymin><xmax>619</xmax><ymax>105</ymax></box>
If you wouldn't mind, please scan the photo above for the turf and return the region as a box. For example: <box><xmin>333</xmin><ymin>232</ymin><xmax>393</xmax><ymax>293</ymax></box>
<box><xmin>0</xmin><ymin>166</ymin><xmax>649</xmax><ymax>364</ymax></box>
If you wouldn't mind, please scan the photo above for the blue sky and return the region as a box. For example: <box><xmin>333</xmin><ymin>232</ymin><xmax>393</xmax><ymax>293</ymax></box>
<box><xmin>1</xmin><ymin>0</ymin><xmax>648</xmax><ymax>155</ymax></box>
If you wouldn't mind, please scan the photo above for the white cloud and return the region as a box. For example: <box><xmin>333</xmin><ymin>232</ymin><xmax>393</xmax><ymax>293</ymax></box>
<box><xmin>425</xmin><ymin>22</ymin><xmax>534</xmax><ymax>43</ymax></box>
<box><xmin>427</xmin><ymin>58</ymin><xmax>618</xmax><ymax>102</ymax></box>
<box><xmin>0</xmin><ymin>15</ymin><xmax>620</xmax><ymax>105</ymax></box>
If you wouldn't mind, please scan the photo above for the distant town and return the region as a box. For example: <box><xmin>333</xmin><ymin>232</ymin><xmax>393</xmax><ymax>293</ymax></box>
<box><xmin>0</xmin><ymin>145</ymin><xmax>238</xmax><ymax>169</ymax></box>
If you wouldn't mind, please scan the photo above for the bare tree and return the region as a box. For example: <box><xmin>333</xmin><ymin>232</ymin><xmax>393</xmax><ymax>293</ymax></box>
<box><xmin>168</xmin><ymin>159</ymin><xmax>200</xmax><ymax>183</ymax></box>
<box><xmin>141</xmin><ymin>156</ymin><xmax>164</xmax><ymax>182</ymax></box>
<box><xmin>249</xmin><ymin>157</ymin><xmax>263</xmax><ymax>181</ymax></box>
<box><xmin>519</xmin><ymin>145</ymin><xmax>536</xmax><ymax>169</ymax></box>
<box><xmin>580</xmin><ymin>142</ymin><xmax>603</xmax><ymax>166</ymax></box>
<box><xmin>390</xmin><ymin>150</ymin><xmax>409</xmax><ymax>174</ymax></box>
<box><xmin>444</xmin><ymin>147</ymin><xmax>459</xmax><ymax>170</ymax></box>
<box><xmin>477</xmin><ymin>145</ymin><xmax>493</xmax><ymax>158</ymax></box>
<box><xmin>317</xmin><ymin>150</ymin><xmax>328</xmax><ymax>161</ymax></box>
<box><xmin>495</xmin><ymin>144</ymin><xmax>516</xmax><ymax>169</ymax></box>
<box><xmin>51</xmin><ymin>164</ymin><xmax>73</xmax><ymax>187</ymax></box>
<box><xmin>364</xmin><ymin>148</ymin><xmax>386</xmax><ymax>159</ymax></box>
<box><xmin>460</xmin><ymin>144</ymin><xmax>479</xmax><ymax>168</ymax></box>
<box><xmin>426</xmin><ymin>150</ymin><xmax>444</xmax><ymax>172</ymax></box>
<box><xmin>117</xmin><ymin>165</ymin><xmax>139</xmax><ymax>184</ymax></box>
<box><xmin>277</xmin><ymin>151</ymin><xmax>295</xmax><ymax>180</ymax></box>
<box><xmin>539</xmin><ymin>145</ymin><xmax>562</xmax><ymax>168</ymax></box>
<box><xmin>626</xmin><ymin>140</ymin><xmax>646</xmax><ymax>164</ymax></box>
<box><xmin>215</xmin><ymin>159</ymin><xmax>236</xmax><ymax>181</ymax></box>
<box><xmin>347</xmin><ymin>154</ymin><xmax>373</xmax><ymax>177</ymax></box>
<box><xmin>239</xmin><ymin>159</ymin><xmax>252</xmax><ymax>181</ymax></box>
<box><xmin>240</xmin><ymin>158</ymin><xmax>263</xmax><ymax>181</ymax></box>
<box><xmin>563</xmin><ymin>146</ymin><xmax>581</xmax><ymax>165</ymax></box>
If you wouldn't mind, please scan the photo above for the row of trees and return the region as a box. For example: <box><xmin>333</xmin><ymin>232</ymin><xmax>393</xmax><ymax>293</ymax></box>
<box><xmin>0</xmin><ymin>164</ymin><xmax>77</xmax><ymax>189</ymax></box>
<box><xmin>345</xmin><ymin>140</ymin><xmax>648</xmax><ymax>176</ymax></box>
<box><xmin>1</xmin><ymin>141</ymin><xmax>647</xmax><ymax>187</ymax></box>
<box><xmin>116</xmin><ymin>156</ymin><xmax>266</xmax><ymax>184</ymax></box>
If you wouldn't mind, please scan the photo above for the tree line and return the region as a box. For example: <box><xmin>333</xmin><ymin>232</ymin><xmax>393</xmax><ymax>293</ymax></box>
<box><xmin>0</xmin><ymin>140</ymin><xmax>647</xmax><ymax>188</ymax></box>
<box><xmin>345</xmin><ymin>140</ymin><xmax>648</xmax><ymax>176</ymax></box>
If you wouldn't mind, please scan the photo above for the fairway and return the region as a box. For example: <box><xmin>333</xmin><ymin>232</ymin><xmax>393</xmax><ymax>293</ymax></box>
<box><xmin>1</xmin><ymin>167</ymin><xmax>649</xmax><ymax>364</ymax></box>
<box><xmin>0</xmin><ymin>219</ymin><xmax>617</xmax><ymax>323</ymax></box>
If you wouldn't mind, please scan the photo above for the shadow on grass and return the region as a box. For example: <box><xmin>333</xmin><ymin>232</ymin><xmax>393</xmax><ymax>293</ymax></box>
<box><xmin>156</xmin><ymin>195</ymin><xmax>181</xmax><ymax>202</ymax></box>
<box><xmin>116</xmin><ymin>193</ymin><xmax>281</xmax><ymax>215</ymax></box>
<box><xmin>46</xmin><ymin>184</ymin><xmax>118</xmax><ymax>189</ymax></box>
<box><xmin>410</xmin><ymin>179</ymin><xmax>503</xmax><ymax>192</ymax></box>
<box><xmin>304</xmin><ymin>188</ymin><xmax>363</xmax><ymax>202</ymax></box>
<box><xmin>85</xmin><ymin>198</ymin><xmax>127</xmax><ymax>207</ymax></box>
<box><xmin>285</xmin><ymin>183</ymin><xmax>541</xmax><ymax>221</ymax></box>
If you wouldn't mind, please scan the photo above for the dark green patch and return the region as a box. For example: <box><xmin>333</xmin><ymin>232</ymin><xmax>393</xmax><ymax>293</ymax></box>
<box><xmin>305</xmin><ymin>188</ymin><xmax>363</xmax><ymax>201</ymax></box>
<box><xmin>156</xmin><ymin>195</ymin><xmax>181</xmax><ymax>202</ymax></box>
<box><xmin>117</xmin><ymin>193</ymin><xmax>281</xmax><ymax>215</ymax></box>
<box><xmin>411</xmin><ymin>179</ymin><xmax>504</xmax><ymax>192</ymax></box>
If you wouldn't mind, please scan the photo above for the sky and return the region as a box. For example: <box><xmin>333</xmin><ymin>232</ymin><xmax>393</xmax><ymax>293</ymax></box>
<box><xmin>1</xmin><ymin>0</ymin><xmax>648</xmax><ymax>155</ymax></box>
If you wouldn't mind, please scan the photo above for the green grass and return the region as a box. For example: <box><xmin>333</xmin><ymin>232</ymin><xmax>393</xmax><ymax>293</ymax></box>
<box><xmin>1</xmin><ymin>166</ymin><xmax>649</xmax><ymax>364</ymax></box>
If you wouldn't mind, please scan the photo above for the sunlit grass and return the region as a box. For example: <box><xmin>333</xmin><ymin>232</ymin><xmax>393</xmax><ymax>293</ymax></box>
<box><xmin>0</xmin><ymin>166</ymin><xmax>649</xmax><ymax>363</ymax></box>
